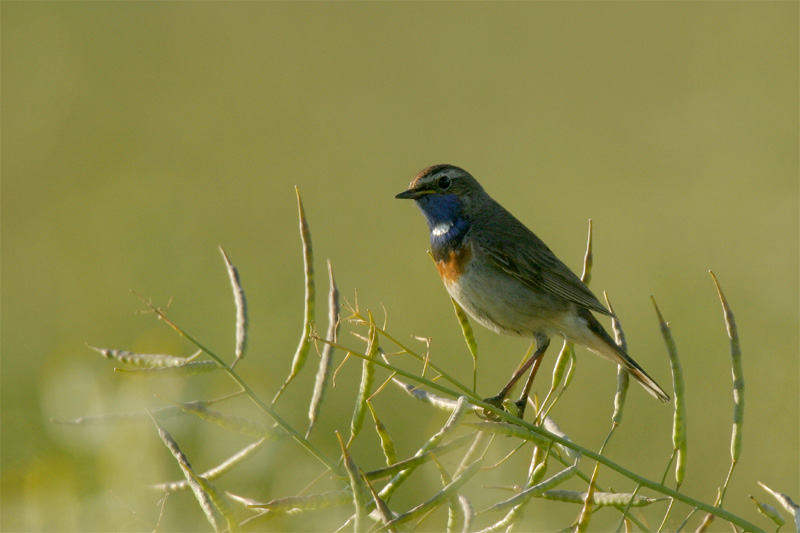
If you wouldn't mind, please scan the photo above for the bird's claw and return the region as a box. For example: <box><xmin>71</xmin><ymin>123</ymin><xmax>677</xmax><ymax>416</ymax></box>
<box><xmin>514</xmin><ymin>397</ymin><xmax>528</xmax><ymax>420</ymax></box>
<box><xmin>479</xmin><ymin>394</ymin><xmax>508</xmax><ymax>421</ymax></box>
<box><xmin>478</xmin><ymin>394</ymin><xmax>529</xmax><ymax>422</ymax></box>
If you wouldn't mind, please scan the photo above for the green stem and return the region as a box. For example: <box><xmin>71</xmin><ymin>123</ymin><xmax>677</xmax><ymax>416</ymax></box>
<box><xmin>350</xmin><ymin>312</ymin><xmax>474</xmax><ymax>396</ymax></box>
<box><xmin>313</xmin><ymin>337</ymin><xmax>479</xmax><ymax>404</ymax></box>
<box><xmin>479</xmin><ymin>400</ymin><xmax>758</xmax><ymax>532</ymax></box>
<box><xmin>148</xmin><ymin>302</ymin><xmax>344</xmax><ymax>476</ymax></box>
<box><xmin>326</xmin><ymin>334</ymin><xmax>759</xmax><ymax>532</ymax></box>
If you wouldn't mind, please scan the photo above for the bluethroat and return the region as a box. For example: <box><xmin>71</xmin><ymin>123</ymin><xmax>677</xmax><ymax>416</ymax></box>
<box><xmin>396</xmin><ymin>164</ymin><xmax>670</xmax><ymax>418</ymax></box>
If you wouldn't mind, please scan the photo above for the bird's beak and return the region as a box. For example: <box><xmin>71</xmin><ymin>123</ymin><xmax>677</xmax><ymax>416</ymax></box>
<box><xmin>395</xmin><ymin>187</ymin><xmax>433</xmax><ymax>200</ymax></box>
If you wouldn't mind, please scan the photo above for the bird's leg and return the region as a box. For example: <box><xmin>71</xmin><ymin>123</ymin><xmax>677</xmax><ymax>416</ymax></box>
<box><xmin>482</xmin><ymin>335</ymin><xmax>550</xmax><ymax>419</ymax></box>
<box><xmin>514</xmin><ymin>338</ymin><xmax>549</xmax><ymax>419</ymax></box>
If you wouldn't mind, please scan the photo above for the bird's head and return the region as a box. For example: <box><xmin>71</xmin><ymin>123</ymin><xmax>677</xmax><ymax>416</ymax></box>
<box><xmin>395</xmin><ymin>165</ymin><xmax>486</xmax><ymax>232</ymax></box>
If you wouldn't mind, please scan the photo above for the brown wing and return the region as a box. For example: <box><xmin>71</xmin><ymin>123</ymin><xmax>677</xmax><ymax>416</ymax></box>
<box><xmin>478</xmin><ymin>202</ymin><xmax>613</xmax><ymax>317</ymax></box>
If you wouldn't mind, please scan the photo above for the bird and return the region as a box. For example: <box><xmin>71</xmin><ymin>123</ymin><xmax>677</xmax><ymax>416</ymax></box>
<box><xmin>396</xmin><ymin>164</ymin><xmax>670</xmax><ymax>418</ymax></box>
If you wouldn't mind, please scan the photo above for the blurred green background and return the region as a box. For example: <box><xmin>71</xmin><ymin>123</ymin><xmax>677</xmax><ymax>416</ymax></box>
<box><xmin>2</xmin><ymin>2</ymin><xmax>797</xmax><ymax>531</ymax></box>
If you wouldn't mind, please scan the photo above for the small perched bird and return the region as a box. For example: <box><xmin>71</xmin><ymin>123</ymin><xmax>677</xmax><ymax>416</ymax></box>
<box><xmin>396</xmin><ymin>164</ymin><xmax>669</xmax><ymax>418</ymax></box>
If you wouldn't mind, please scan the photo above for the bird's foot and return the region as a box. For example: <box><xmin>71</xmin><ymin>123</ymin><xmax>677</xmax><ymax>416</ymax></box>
<box><xmin>479</xmin><ymin>394</ymin><xmax>508</xmax><ymax>421</ymax></box>
<box><xmin>514</xmin><ymin>397</ymin><xmax>528</xmax><ymax>421</ymax></box>
<box><xmin>478</xmin><ymin>394</ymin><xmax>530</xmax><ymax>421</ymax></box>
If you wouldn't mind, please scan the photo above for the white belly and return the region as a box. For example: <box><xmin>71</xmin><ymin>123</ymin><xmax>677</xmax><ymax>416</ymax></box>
<box><xmin>444</xmin><ymin>261</ymin><xmax>571</xmax><ymax>339</ymax></box>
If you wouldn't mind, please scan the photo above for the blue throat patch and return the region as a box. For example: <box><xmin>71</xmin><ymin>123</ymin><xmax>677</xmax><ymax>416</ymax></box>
<box><xmin>415</xmin><ymin>194</ymin><xmax>470</xmax><ymax>261</ymax></box>
<box><xmin>430</xmin><ymin>217</ymin><xmax>470</xmax><ymax>260</ymax></box>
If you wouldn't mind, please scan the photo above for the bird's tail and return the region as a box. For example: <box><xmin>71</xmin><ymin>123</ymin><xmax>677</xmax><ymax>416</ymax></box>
<box><xmin>577</xmin><ymin>309</ymin><xmax>671</xmax><ymax>403</ymax></box>
<box><xmin>616</xmin><ymin>351</ymin><xmax>671</xmax><ymax>403</ymax></box>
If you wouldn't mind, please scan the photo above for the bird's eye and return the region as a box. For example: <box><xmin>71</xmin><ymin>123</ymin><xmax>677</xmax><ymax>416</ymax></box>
<box><xmin>437</xmin><ymin>175</ymin><xmax>451</xmax><ymax>190</ymax></box>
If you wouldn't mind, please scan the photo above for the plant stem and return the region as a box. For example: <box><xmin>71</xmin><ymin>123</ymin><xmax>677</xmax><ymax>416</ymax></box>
<box><xmin>146</xmin><ymin>300</ymin><xmax>344</xmax><ymax>476</ymax></box>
